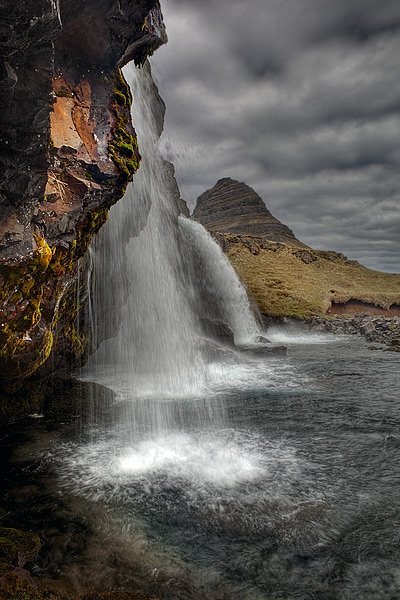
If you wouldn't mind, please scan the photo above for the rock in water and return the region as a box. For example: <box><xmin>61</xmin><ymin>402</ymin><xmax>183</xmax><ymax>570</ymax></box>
<box><xmin>193</xmin><ymin>177</ymin><xmax>305</xmax><ymax>246</ymax></box>
<box><xmin>236</xmin><ymin>343</ymin><xmax>287</xmax><ymax>357</ymax></box>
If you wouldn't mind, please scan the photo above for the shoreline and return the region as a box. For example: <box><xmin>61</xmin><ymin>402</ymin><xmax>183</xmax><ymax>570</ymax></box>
<box><xmin>265</xmin><ymin>314</ymin><xmax>400</xmax><ymax>352</ymax></box>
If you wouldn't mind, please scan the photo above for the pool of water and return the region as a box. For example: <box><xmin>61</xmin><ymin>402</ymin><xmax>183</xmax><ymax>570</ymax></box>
<box><xmin>1</xmin><ymin>331</ymin><xmax>399</xmax><ymax>599</ymax></box>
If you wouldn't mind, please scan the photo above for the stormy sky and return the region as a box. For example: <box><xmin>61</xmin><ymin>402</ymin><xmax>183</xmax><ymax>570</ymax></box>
<box><xmin>151</xmin><ymin>0</ymin><xmax>400</xmax><ymax>272</ymax></box>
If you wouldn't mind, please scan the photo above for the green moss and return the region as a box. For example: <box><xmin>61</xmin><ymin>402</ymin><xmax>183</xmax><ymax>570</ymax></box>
<box><xmin>55</xmin><ymin>282</ymin><xmax>89</xmax><ymax>366</ymax></box>
<box><xmin>49</xmin><ymin>246</ymin><xmax>73</xmax><ymax>278</ymax></box>
<box><xmin>70</xmin><ymin>326</ymin><xmax>88</xmax><ymax>357</ymax></box>
<box><xmin>114</xmin><ymin>88</ymin><xmax>127</xmax><ymax>106</ymax></box>
<box><xmin>35</xmin><ymin>329</ymin><xmax>53</xmax><ymax>368</ymax></box>
<box><xmin>118</xmin><ymin>140</ymin><xmax>135</xmax><ymax>157</ymax></box>
<box><xmin>73</xmin><ymin>208</ymin><xmax>108</xmax><ymax>261</ymax></box>
<box><xmin>115</xmin><ymin>67</ymin><xmax>133</xmax><ymax>105</ymax></box>
<box><xmin>21</xmin><ymin>277</ymin><xmax>34</xmax><ymax>297</ymax></box>
<box><xmin>108</xmin><ymin>68</ymin><xmax>141</xmax><ymax>182</ymax></box>
<box><xmin>0</xmin><ymin>327</ymin><xmax>54</xmax><ymax>385</ymax></box>
<box><xmin>32</xmin><ymin>234</ymin><xmax>53</xmax><ymax>272</ymax></box>
<box><xmin>0</xmin><ymin>524</ymin><xmax>157</xmax><ymax>599</ymax></box>
<box><xmin>56</xmin><ymin>88</ymin><xmax>73</xmax><ymax>98</ymax></box>
<box><xmin>0</xmin><ymin>208</ymin><xmax>107</xmax><ymax>384</ymax></box>
<box><xmin>0</xmin><ymin>234</ymin><xmax>63</xmax><ymax>383</ymax></box>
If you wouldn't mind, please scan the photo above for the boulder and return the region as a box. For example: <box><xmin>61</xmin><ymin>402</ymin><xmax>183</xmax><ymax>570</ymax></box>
<box><xmin>236</xmin><ymin>343</ymin><xmax>287</xmax><ymax>357</ymax></box>
<box><xmin>199</xmin><ymin>317</ymin><xmax>235</xmax><ymax>345</ymax></box>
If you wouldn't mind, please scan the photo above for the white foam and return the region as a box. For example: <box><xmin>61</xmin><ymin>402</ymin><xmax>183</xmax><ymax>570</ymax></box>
<box><xmin>78</xmin><ymin>356</ymin><xmax>306</xmax><ymax>406</ymax></box>
<box><xmin>267</xmin><ymin>326</ymin><xmax>342</xmax><ymax>345</ymax></box>
<box><xmin>57</xmin><ymin>429</ymin><xmax>307</xmax><ymax>507</ymax></box>
<box><xmin>118</xmin><ymin>433</ymin><xmax>265</xmax><ymax>486</ymax></box>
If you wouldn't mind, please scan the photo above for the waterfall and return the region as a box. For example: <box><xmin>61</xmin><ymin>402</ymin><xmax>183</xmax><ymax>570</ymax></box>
<box><xmin>81</xmin><ymin>62</ymin><xmax>260</xmax><ymax>416</ymax></box>
<box><xmin>178</xmin><ymin>216</ymin><xmax>259</xmax><ymax>345</ymax></box>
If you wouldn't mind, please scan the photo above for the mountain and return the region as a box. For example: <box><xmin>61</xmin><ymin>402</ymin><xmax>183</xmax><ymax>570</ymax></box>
<box><xmin>193</xmin><ymin>178</ymin><xmax>400</xmax><ymax>320</ymax></box>
<box><xmin>193</xmin><ymin>177</ymin><xmax>306</xmax><ymax>246</ymax></box>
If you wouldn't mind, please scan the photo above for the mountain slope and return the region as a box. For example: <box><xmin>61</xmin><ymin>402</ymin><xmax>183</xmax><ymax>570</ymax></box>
<box><xmin>221</xmin><ymin>234</ymin><xmax>400</xmax><ymax>318</ymax></box>
<box><xmin>193</xmin><ymin>179</ymin><xmax>400</xmax><ymax>318</ymax></box>
<box><xmin>193</xmin><ymin>178</ymin><xmax>306</xmax><ymax>246</ymax></box>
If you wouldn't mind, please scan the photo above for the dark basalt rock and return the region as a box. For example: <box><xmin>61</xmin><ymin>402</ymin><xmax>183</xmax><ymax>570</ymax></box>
<box><xmin>236</xmin><ymin>343</ymin><xmax>287</xmax><ymax>357</ymax></box>
<box><xmin>308</xmin><ymin>315</ymin><xmax>400</xmax><ymax>352</ymax></box>
<box><xmin>0</xmin><ymin>0</ymin><xmax>167</xmax><ymax>391</ymax></box>
<box><xmin>199</xmin><ymin>317</ymin><xmax>235</xmax><ymax>345</ymax></box>
<box><xmin>193</xmin><ymin>177</ymin><xmax>306</xmax><ymax>246</ymax></box>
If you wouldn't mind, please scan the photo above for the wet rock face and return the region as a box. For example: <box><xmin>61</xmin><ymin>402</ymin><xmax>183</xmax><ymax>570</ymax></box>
<box><xmin>0</xmin><ymin>0</ymin><xmax>61</xmax><ymax>256</ymax></box>
<box><xmin>0</xmin><ymin>0</ymin><xmax>166</xmax><ymax>390</ymax></box>
<box><xmin>193</xmin><ymin>177</ymin><xmax>305</xmax><ymax>246</ymax></box>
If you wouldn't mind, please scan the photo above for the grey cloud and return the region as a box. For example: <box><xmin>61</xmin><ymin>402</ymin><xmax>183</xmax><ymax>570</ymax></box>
<box><xmin>152</xmin><ymin>0</ymin><xmax>400</xmax><ymax>272</ymax></box>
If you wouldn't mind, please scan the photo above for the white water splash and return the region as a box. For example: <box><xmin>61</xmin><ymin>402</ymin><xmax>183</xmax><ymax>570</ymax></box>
<box><xmin>57</xmin><ymin>428</ymin><xmax>306</xmax><ymax>504</ymax></box>
<box><xmin>118</xmin><ymin>433</ymin><xmax>265</xmax><ymax>486</ymax></box>
<box><xmin>267</xmin><ymin>326</ymin><xmax>343</xmax><ymax>345</ymax></box>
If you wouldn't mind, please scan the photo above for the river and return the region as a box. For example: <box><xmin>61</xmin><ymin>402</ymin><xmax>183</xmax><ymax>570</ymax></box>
<box><xmin>1</xmin><ymin>330</ymin><xmax>399</xmax><ymax>600</ymax></box>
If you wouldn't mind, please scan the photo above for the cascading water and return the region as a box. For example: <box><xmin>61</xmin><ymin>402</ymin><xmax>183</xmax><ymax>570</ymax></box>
<box><xmin>178</xmin><ymin>216</ymin><xmax>259</xmax><ymax>345</ymax></box>
<box><xmin>82</xmin><ymin>61</ymin><xmax>260</xmax><ymax>414</ymax></box>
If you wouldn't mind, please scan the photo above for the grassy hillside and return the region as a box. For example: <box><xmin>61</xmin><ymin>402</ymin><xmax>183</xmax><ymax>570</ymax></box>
<box><xmin>219</xmin><ymin>234</ymin><xmax>400</xmax><ymax>319</ymax></box>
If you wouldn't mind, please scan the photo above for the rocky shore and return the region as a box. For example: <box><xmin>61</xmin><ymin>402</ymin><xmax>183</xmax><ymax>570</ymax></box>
<box><xmin>307</xmin><ymin>315</ymin><xmax>400</xmax><ymax>352</ymax></box>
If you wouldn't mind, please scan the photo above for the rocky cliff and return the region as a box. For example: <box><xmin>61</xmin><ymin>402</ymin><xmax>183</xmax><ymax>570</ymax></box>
<box><xmin>193</xmin><ymin>177</ymin><xmax>305</xmax><ymax>246</ymax></box>
<box><xmin>0</xmin><ymin>0</ymin><xmax>166</xmax><ymax>392</ymax></box>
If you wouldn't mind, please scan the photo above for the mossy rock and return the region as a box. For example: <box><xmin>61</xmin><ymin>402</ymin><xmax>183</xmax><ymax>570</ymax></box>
<box><xmin>0</xmin><ymin>528</ymin><xmax>41</xmax><ymax>566</ymax></box>
<box><xmin>0</xmin><ymin>563</ymin><xmax>10</xmax><ymax>578</ymax></box>
<box><xmin>108</xmin><ymin>69</ymin><xmax>140</xmax><ymax>182</ymax></box>
<box><xmin>0</xmin><ymin>585</ymin><xmax>157</xmax><ymax>600</ymax></box>
<box><xmin>81</xmin><ymin>593</ymin><xmax>157</xmax><ymax>600</ymax></box>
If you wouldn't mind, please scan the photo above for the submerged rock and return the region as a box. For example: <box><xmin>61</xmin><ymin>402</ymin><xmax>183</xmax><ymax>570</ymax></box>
<box><xmin>199</xmin><ymin>317</ymin><xmax>235</xmax><ymax>345</ymax></box>
<box><xmin>236</xmin><ymin>343</ymin><xmax>287</xmax><ymax>357</ymax></box>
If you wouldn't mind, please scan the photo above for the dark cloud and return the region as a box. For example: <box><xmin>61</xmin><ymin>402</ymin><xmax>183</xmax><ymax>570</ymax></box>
<box><xmin>151</xmin><ymin>0</ymin><xmax>400</xmax><ymax>272</ymax></box>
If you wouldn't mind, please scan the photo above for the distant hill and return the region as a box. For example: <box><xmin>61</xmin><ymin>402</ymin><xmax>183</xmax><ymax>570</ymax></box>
<box><xmin>193</xmin><ymin>179</ymin><xmax>400</xmax><ymax>319</ymax></box>
<box><xmin>193</xmin><ymin>177</ymin><xmax>306</xmax><ymax>247</ymax></box>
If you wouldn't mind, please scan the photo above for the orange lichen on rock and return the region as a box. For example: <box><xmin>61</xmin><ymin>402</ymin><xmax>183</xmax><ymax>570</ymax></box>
<box><xmin>51</xmin><ymin>95</ymin><xmax>91</xmax><ymax>161</ymax></box>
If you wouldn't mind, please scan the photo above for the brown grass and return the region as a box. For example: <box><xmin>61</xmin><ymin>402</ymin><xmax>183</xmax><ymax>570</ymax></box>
<box><xmin>224</xmin><ymin>236</ymin><xmax>400</xmax><ymax>318</ymax></box>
